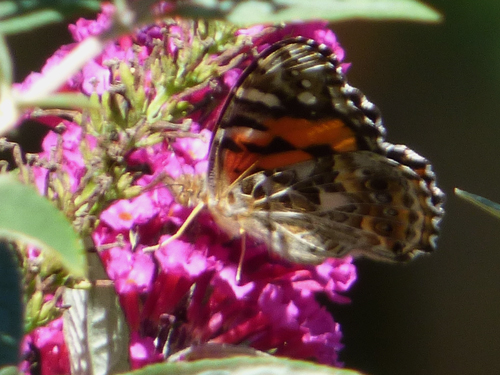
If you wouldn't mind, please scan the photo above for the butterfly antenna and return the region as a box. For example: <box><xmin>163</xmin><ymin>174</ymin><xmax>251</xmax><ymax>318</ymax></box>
<box><xmin>221</xmin><ymin>161</ymin><xmax>259</xmax><ymax>198</ymax></box>
<box><xmin>143</xmin><ymin>201</ymin><xmax>206</xmax><ymax>252</ymax></box>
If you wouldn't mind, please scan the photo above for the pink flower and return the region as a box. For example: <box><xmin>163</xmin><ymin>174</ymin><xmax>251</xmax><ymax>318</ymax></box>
<box><xmin>172</xmin><ymin>129</ymin><xmax>211</xmax><ymax>164</ymax></box>
<box><xmin>32</xmin><ymin>121</ymin><xmax>94</xmax><ymax>194</ymax></box>
<box><xmin>135</xmin><ymin>234</ymin><xmax>354</xmax><ymax>365</ymax></box>
<box><xmin>68</xmin><ymin>3</ymin><xmax>114</xmax><ymax>41</ymax></box>
<box><xmin>130</xmin><ymin>332</ymin><xmax>162</xmax><ymax>368</ymax></box>
<box><xmin>104</xmin><ymin>249</ymin><xmax>155</xmax><ymax>295</ymax></box>
<box><xmin>100</xmin><ymin>194</ymin><xmax>159</xmax><ymax>231</ymax></box>
<box><xmin>22</xmin><ymin>4</ymin><xmax>357</xmax><ymax>371</ymax></box>
<box><xmin>237</xmin><ymin>20</ymin><xmax>345</xmax><ymax>62</ymax></box>
<box><xmin>24</xmin><ymin>319</ymin><xmax>70</xmax><ymax>375</ymax></box>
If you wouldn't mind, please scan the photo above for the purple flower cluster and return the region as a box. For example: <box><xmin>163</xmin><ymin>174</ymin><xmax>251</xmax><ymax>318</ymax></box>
<box><xmin>20</xmin><ymin>5</ymin><xmax>357</xmax><ymax>374</ymax></box>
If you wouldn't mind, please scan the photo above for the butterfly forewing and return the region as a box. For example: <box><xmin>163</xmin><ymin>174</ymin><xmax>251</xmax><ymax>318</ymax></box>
<box><xmin>208</xmin><ymin>39</ymin><xmax>386</xmax><ymax>187</ymax></box>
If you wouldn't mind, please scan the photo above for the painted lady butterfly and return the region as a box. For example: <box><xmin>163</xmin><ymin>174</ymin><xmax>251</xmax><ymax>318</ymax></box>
<box><xmin>168</xmin><ymin>37</ymin><xmax>444</xmax><ymax>264</ymax></box>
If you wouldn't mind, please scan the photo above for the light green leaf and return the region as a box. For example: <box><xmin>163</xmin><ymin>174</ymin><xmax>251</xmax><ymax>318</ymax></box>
<box><xmin>175</xmin><ymin>0</ymin><xmax>442</xmax><ymax>25</ymax></box>
<box><xmin>16</xmin><ymin>93</ymin><xmax>95</xmax><ymax>110</ymax></box>
<box><xmin>0</xmin><ymin>174</ymin><xmax>85</xmax><ymax>278</ymax></box>
<box><xmin>0</xmin><ymin>0</ymin><xmax>101</xmax><ymax>34</ymax></box>
<box><xmin>118</xmin><ymin>356</ymin><xmax>363</xmax><ymax>375</ymax></box>
<box><xmin>0</xmin><ymin>366</ymin><xmax>20</xmax><ymax>375</ymax></box>
<box><xmin>0</xmin><ymin>33</ymin><xmax>18</xmax><ymax>137</ymax></box>
<box><xmin>455</xmin><ymin>188</ymin><xmax>500</xmax><ymax>220</ymax></box>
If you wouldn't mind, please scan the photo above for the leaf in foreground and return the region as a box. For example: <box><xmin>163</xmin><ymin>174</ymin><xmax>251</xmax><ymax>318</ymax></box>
<box><xmin>174</xmin><ymin>0</ymin><xmax>442</xmax><ymax>25</ymax></box>
<box><xmin>0</xmin><ymin>366</ymin><xmax>20</xmax><ymax>375</ymax></box>
<box><xmin>118</xmin><ymin>356</ymin><xmax>363</xmax><ymax>375</ymax></box>
<box><xmin>0</xmin><ymin>175</ymin><xmax>85</xmax><ymax>277</ymax></box>
<box><xmin>455</xmin><ymin>188</ymin><xmax>500</xmax><ymax>220</ymax></box>
<box><xmin>0</xmin><ymin>0</ymin><xmax>101</xmax><ymax>34</ymax></box>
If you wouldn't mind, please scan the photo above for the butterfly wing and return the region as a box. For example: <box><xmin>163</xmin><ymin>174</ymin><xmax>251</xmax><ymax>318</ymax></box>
<box><xmin>218</xmin><ymin>150</ymin><xmax>442</xmax><ymax>263</ymax></box>
<box><xmin>206</xmin><ymin>38</ymin><xmax>444</xmax><ymax>263</ymax></box>
<box><xmin>208</xmin><ymin>38</ymin><xmax>385</xmax><ymax>190</ymax></box>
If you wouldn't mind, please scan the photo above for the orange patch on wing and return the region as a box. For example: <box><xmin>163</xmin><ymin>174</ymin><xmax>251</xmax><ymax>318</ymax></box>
<box><xmin>223</xmin><ymin>149</ymin><xmax>260</xmax><ymax>183</ymax></box>
<box><xmin>264</xmin><ymin>117</ymin><xmax>358</xmax><ymax>153</ymax></box>
<box><xmin>224</xmin><ymin>149</ymin><xmax>312</xmax><ymax>182</ymax></box>
<box><xmin>257</xmin><ymin>149</ymin><xmax>312</xmax><ymax>170</ymax></box>
<box><xmin>221</xmin><ymin>117</ymin><xmax>358</xmax><ymax>183</ymax></box>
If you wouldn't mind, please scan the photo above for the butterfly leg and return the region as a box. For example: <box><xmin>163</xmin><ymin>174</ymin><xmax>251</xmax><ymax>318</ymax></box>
<box><xmin>235</xmin><ymin>228</ymin><xmax>247</xmax><ymax>285</ymax></box>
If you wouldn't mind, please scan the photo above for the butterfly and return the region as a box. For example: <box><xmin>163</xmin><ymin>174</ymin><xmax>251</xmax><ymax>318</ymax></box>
<box><xmin>164</xmin><ymin>37</ymin><xmax>445</xmax><ymax>265</ymax></box>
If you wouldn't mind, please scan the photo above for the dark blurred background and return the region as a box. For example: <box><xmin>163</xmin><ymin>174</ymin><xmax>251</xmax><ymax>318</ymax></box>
<box><xmin>332</xmin><ymin>1</ymin><xmax>500</xmax><ymax>374</ymax></box>
<box><xmin>6</xmin><ymin>0</ymin><xmax>500</xmax><ymax>374</ymax></box>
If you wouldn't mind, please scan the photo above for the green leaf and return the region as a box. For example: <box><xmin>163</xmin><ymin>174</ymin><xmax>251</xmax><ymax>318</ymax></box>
<box><xmin>0</xmin><ymin>174</ymin><xmax>85</xmax><ymax>278</ymax></box>
<box><xmin>16</xmin><ymin>93</ymin><xmax>96</xmax><ymax>111</ymax></box>
<box><xmin>117</xmin><ymin>357</ymin><xmax>364</xmax><ymax>375</ymax></box>
<box><xmin>0</xmin><ymin>242</ymin><xmax>23</xmax><ymax>366</ymax></box>
<box><xmin>175</xmin><ymin>0</ymin><xmax>442</xmax><ymax>25</ymax></box>
<box><xmin>0</xmin><ymin>33</ymin><xmax>17</xmax><ymax>137</ymax></box>
<box><xmin>0</xmin><ymin>366</ymin><xmax>20</xmax><ymax>375</ymax></box>
<box><xmin>455</xmin><ymin>188</ymin><xmax>500</xmax><ymax>220</ymax></box>
<box><xmin>0</xmin><ymin>0</ymin><xmax>101</xmax><ymax>34</ymax></box>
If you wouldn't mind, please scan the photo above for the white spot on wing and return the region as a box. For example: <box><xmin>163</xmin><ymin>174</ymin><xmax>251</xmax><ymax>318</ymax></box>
<box><xmin>236</xmin><ymin>87</ymin><xmax>281</xmax><ymax>107</ymax></box>
<box><xmin>297</xmin><ymin>91</ymin><xmax>317</xmax><ymax>105</ymax></box>
<box><xmin>301</xmin><ymin>79</ymin><xmax>312</xmax><ymax>88</ymax></box>
<box><xmin>319</xmin><ymin>191</ymin><xmax>352</xmax><ymax>210</ymax></box>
